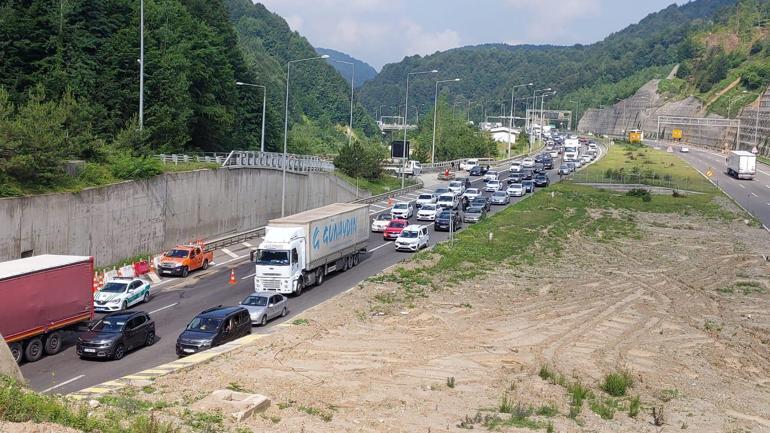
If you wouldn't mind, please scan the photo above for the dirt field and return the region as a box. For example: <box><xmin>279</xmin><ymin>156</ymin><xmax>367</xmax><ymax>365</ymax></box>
<box><xmin>124</xmin><ymin>208</ymin><xmax>770</xmax><ymax>433</ymax></box>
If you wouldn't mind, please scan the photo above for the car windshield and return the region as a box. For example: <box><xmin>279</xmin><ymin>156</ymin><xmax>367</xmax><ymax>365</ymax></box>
<box><xmin>438</xmin><ymin>212</ymin><xmax>453</xmax><ymax>219</ymax></box>
<box><xmin>560</xmin><ymin>165</ymin><xmax>568</xmax><ymax>169</ymax></box>
<box><xmin>91</xmin><ymin>317</ymin><xmax>127</xmax><ymax>333</ymax></box>
<box><xmin>489</xmin><ymin>180</ymin><xmax>499</xmax><ymax>184</ymax></box>
<box><xmin>467</xmin><ymin>207</ymin><xmax>483</xmax><ymax>214</ymax></box>
<box><xmin>241</xmin><ymin>295</ymin><xmax>268</xmax><ymax>307</ymax></box>
<box><xmin>466</xmin><ymin>189</ymin><xmax>478</xmax><ymax>194</ymax></box>
<box><xmin>394</xmin><ymin>204</ymin><xmax>408</xmax><ymax>210</ymax></box>
<box><xmin>166</xmin><ymin>249</ymin><xmax>189</xmax><ymax>258</ymax></box>
<box><xmin>256</xmin><ymin>250</ymin><xmax>289</xmax><ymax>266</ymax></box>
<box><xmin>418</xmin><ymin>194</ymin><xmax>433</xmax><ymax>200</ymax></box>
<box><xmin>438</xmin><ymin>195</ymin><xmax>454</xmax><ymax>202</ymax></box>
<box><xmin>435</xmin><ymin>188</ymin><xmax>449</xmax><ymax>194</ymax></box>
<box><xmin>487</xmin><ymin>171</ymin><xmax>498</xmax><ymax>175</ymax></box>
<box><xmin>493</xmin><ymin>192</ymin><xmax>506</xmax><ymax>197</ymax></box>
<box><xmin>421</xmin><ymin>205</ymin><xmax>437</xmax><ymax>211</ymax></box>
<box><xmin>186</xmin><ymin>317</ymin><xmax>221</xmax><ymax>333</ymax></box>
<box><xmin>376</xmin><ymin>214</ymin><xmax>392</xmax><ymax>221</ymax></box>
<box><xmin>100</xmin><ymin>282</ymin><xmax>128</xmax><ymax>293</ymax></box>
<box><xmin>400</xmin><ymin>230</ymin><xmax>419</xmax><ymax>239</ymax></box>
<box><xmin>449</xmin><ymin>181</ymin><xmax>462</xmax><ymax>187</ymax></box>
<box><xmin>389</xmin><ymin>221</ymin><xmax>406</xmax><ymax>228</ymax></box>
<box><xmin>510</xmin><ymin>183</ymin><xmax>523</xmax><ymax>188</ymax></box>
<box><xmin>523</xmin><ymin>181</ymin><xmax>533</xmax><ymax>185</ymax></box>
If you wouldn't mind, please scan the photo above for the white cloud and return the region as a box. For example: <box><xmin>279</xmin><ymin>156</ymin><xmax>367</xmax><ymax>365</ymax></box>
<box><xmin>283</xmin><ymin>14</ymin><xmax>304</xmax><ymax>32</ymax></box>
<box><xmin>503</xmin><ymin>0</ymin><xmax>601</xmax><ymax>40</ymax></box>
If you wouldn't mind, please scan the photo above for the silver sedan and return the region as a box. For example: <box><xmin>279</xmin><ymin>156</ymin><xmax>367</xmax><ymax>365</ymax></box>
<box><xmin>240</xmin><ymin>292</ymin><xmax>288</xmax><ymax>326</ymax></box>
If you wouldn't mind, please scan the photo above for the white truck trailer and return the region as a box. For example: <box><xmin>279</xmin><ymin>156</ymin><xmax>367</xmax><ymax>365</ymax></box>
<box><xmin>725</xmin><ymin>151</ymin><xmax>756</xmax><ymax>180</ymax></box>
<box><xmin>251</xmin><ymin>203</ymin><xmax>369</xmax><ymax>295</ymax></box>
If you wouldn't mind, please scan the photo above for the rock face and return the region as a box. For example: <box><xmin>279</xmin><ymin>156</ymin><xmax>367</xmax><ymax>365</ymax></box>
<box><xmin>578</xmin><ymin>78</ymin><xmax>770</xmax><ymax>157</ymax></box>
<box><xmin>0</xmin><ymin>334</ymin><xmax>23</xmax><ymax>383</ymax></box>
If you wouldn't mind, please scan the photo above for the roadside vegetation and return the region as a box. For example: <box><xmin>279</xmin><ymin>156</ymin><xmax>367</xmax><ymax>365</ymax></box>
<box><xmin>334</xmin><ymin>171</ymin><xmax>416</xmax><ymax>196</ymax></box>
<box><xmin>574</xmin><ymin>142</ymin><xmax>716</xmax><ymax>193</ymax></box>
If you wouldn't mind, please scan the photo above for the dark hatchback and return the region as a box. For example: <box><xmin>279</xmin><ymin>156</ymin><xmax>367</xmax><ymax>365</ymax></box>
<box><xmin>469</xmin><ymin>165</ymin><xmax>489</xmax><ymax>176</ymax></box>
<box><xmin>507</xmin><ymin>172</ymin><xmax>524</xmax><ymax>184</ymax></box>
<box><xmin>471</xmin><ymin>196</ymin><xmax>491</xmax><ymax>212</ymax></box>
<box><xmin>533</xmin><ymin>173</ymin><xmax>550</xmax><ymax>187</ymax></box>
<box><xmin>176</xmin><ymin>306</ymin><xmax>251</xmax><ymax>357</ymax></box>
<box><xmin>77</xmin><ymin>311</ymin><xmax>155</xmax><ymax>360</ymax></box>
<box><xmin>435</xmin><ymin>210</ymin><xmax>463</xmax><ymax>232</ymax></box>
<box><xmin>542</xmin><ymin>158</ymin><xmax>554</xmax><ymax>169</ymax></box>
<box><xmin>522</xmin><ymin>180</ymin><xmax>535</xmax><ymax>193</ymax></box>
<box><xmin>521</xmin><ymin>169</ymin><xmax>534</xmax><ymax>180</ymax></box>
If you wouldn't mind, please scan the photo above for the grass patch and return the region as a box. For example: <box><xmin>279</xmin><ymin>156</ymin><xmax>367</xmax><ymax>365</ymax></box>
<box><xmin>629</xmin><ymin>395</ymin><xmax>642</xmax><ymax>417</ymax></box>
<box><xmin>182</xmin><ymin>409</ymin><xmax>223</xmax><ymax>433</ymax></box>
<box><xmin>601</xmin><ymin>371</ymin><xmax>634</xmax><ymax>397</ymax></box>
<box><xmin>704</xmin><ymin>320</ymin><xmax>723</xmax><ymax>332</ymax></box>
<box><xmin>758</xmin><ymin>155</ymin><xmax>770</xmax><ymax>166</ymax></box>
<box><xmin>589</xmin><ymin>397</ymin><xmax>618</xmax><ymax>420</ymax></box>
<box><xmin>536</xmin><ymin>404</ymin><xmax>558</xmax><ymax>417</ymax></box>
<box><xmin>225</xmin><ymin>382</ymin><xmax>248</xmax><ymax>392</ymax></box>
<box><xmin>447</xmin><ymin>377</ymin><xmax>456</xmax><ymax>388</ymax></box>
<box><xmin>334</xmin><ymin>170</ymin><xmax>416</xmax><ymax>196</ymax></box>
<box><xmin>291</xmin><ymin>318</ymin><xmax>309</xmax><ymax>326</ymax></box>
<box><xmin>658</xmin><ymin>388</ymin><xmax>680</xmax><ymax>402</ymax></box>
<box><xmin>299</xmin><ymin>405</ymin><xmax>333</xmax><ymax>422</ymax></box>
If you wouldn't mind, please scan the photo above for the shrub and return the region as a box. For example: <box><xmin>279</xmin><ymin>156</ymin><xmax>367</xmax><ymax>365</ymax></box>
<box><xmin>109</xmin><ymin>152</ymin><xmax>163</xmax><ymax>180</ymax></box>
<box><xmin>629</xmin><ymin>395</ymin><xmax>641</xmax><ymax>417</ymax></box>
<box><xmin>601</xmin><ymin>371</ymin><xmax>634</xmax><ymax>397</ymax></box>
<box><xmin>626</xmin><ymin>188</ymin><xmax>651</xmax><ymax>202</ymax></box>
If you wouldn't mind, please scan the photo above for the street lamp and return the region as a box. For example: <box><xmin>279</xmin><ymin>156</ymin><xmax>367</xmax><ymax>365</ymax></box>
<box><xmin>331</xmin><ymin>59</ymin><xmax>355</xmax><ymax>147</ymax></box>
<box><xmin>281</xmin><ymin>54</ymin><xmax>329</xmax><ymax>217</ymax></box>
<box><xmin>728</xmin><ymin>90</ymin><xmax>749</xmax><ymax>118</ymax></box>
<box><xmin>569</xmin><ymin>100</ymin><xmax>579</xmax><ymax>131</ymax></box>
<box><xmin>508</xmin><ymin>83</ymin><xmax>533</xmax><ymax>157</ymax></box>
<box><xmin>432</xmin><ymin>78</ymin><xmax>461</xmax><ymax>164</ymax></box>
<box><xmin>139</xmin><ymin>0</ymin><xmax>144</xmax><ymax>131</ymax></box>
<box><xmin>402</xmin><ymin>69</ymin><xmax>438</xmax><ymax>187</ymax></box>
<box><xmin>540</xmin><ymin>91</ymin><xmax>556</xmax><ymax>142</ymax></box>
<box><xmin>531</xmin><ymin>88</ymin><xmax>551</xmax><ymax>134</ymax></box>
<box><xmin>236</xmin><ymin>82</ymin><xmax>267</xmax><ymax>152</ymax></box>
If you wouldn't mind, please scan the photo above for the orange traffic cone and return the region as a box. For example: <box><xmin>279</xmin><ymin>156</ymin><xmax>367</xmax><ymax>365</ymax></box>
<box><xmin>92</xmin><ymin>272</ymin><xmax>99</xmax><ymax>293</ymax></box>
<box><xmin>387</xmin><ymin>197</ymin><xmax>393</xmax><ymax>207</ymax></box>
<box><xmin>228</xmin><ymin>269</ymin><xmax>237</xmax><ymax>285</ymax></box>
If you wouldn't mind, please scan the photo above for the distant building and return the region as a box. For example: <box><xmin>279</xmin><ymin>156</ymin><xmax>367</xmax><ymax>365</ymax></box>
<box><xmin>489</xmin><ymin>126</ymin><xmax>519</xmax><ymax>143</ymax></box>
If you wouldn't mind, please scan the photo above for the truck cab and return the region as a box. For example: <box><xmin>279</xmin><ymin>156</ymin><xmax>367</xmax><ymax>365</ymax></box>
<box><xmin>252</xmin><ymin>227</ymin><xmax>306</xmax><ymax>295</ymax></box>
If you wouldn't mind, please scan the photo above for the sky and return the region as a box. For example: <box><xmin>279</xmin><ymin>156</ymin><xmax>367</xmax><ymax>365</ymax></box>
<box><xmin>256</xmin><ymin>0</ymin><xmax>683</xmax><ymax>70</ymax></box>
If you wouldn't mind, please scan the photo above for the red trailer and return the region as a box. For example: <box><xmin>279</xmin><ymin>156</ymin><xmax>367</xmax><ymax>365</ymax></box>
<box><xmin>0</xmin><ymin>255</ymin><xmax>94</xmax><ymax>363</ymax></box>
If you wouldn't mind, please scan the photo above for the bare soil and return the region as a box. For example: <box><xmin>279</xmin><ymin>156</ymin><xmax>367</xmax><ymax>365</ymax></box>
<box><xmin>135</xmin><ymin>214</ymin><xmax>770</xmax><ymax>432</ymax></box>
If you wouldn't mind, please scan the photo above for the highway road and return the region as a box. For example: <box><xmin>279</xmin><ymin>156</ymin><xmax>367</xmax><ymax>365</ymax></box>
<box><xmin>21</xmin><ymin>149</ymin><xmax>594</xmax><ymax>395</ymax></box>
<box><xmin>652</xmin><ymin>141</ymin><xmax>770</xmax><ymax>230</ymax></box>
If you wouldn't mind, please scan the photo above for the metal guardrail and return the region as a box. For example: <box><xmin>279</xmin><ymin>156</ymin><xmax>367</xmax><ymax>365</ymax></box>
<box><xmin>157</xmin><ymin>151</ymin><xmax>334</xmax><ymax>173</ymax></box>
<box><xmin>352</xmin><ymin>180</ymin><xmax>424</xmax><ymax>205</ymax></box>
<box><xmin>205</xmin><ymin>227</ymin><xmax>266</xmax><ymax>252</ymax></box>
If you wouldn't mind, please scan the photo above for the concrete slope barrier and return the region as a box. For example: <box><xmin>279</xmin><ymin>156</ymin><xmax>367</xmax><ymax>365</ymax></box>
<box><xmin>0</xmin><ymin>168</ymin><xmax>363</xmax><ymax>267</ymax></box>
<box><xmin>0</xmin><ymin>334</ymin><xmax>23</xmax><ymax>383</ymax></box>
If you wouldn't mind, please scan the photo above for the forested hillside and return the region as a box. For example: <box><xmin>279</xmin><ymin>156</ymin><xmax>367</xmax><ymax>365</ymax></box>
<box><xmin>0</xmin><ymin>0</ymin><xmax>375</xmax><ymax>196</ymax></box>
<box><xmin>357</xmin><ymin>0</ymin><xmax>735</xmax><ymax>124</ymax></box>
<box><xmin>316</xmin><ymin>47</ymin><xmax>379</xmax><ymax>88</ymax></box>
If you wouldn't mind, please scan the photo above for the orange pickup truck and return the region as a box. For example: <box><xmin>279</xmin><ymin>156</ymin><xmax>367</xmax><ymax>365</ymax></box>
<box><xmin>157</xmin><ymin>243</ymin><xmax>214</xmax><ymax>277</ymax></box>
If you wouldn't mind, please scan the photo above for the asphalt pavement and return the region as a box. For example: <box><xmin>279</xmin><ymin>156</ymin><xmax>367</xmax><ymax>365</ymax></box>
<box><xmin>651</xmin><ymin>141</ymin><xmax>770</xmax><ymax>230</ymax></box>
<box><xmin>21</xmin><ymin>148</ymin><xmax>597</xmax><ymax>395</ymax></box>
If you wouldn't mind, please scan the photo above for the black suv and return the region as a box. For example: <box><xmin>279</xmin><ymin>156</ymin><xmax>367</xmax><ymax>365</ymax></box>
<box><xmin>469</xmin><ymin>165</ymin><xmax>488</xmax><ymax>176</ymax></box>
<box><xmin>176</xmin><ymin>306</ymin><xmax>251</xmax><ymax>356</ymax></box>
<box><xmin>507</xmin><ymin>172</ymin><xmax>524</xmax><ymax>184</ymax></box>
<box><xmin>533</xmin><ymin>173</ymin><xmax>550</xmax><ymax>187</ymax></box>
<box><xmin>471</xmin><ymin>196</ymin><xmax>491</xmax><ymax>212</ymax></box>
<box><xmin>542</xmin><ymin>158</ymin><xmax>554</xmax><ymax>170</ymax></box>
<box><xmin>77</xmin><ymin>311</ymin><xmax>155</xmax><ymax>360</ymax></box>
<box><xmin>435</xmin><ymin>210</ymin><xmax>463</xmax><ymax>232</ymax></box>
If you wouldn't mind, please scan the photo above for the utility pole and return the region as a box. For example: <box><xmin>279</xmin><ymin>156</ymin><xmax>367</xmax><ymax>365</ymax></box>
<box><xmin>139</xmin><ymin>0</ymin><xmax>144</xmax><ymax>131</ymax></box>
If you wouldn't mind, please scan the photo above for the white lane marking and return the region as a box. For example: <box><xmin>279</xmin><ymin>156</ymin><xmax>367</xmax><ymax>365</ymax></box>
<box><xmin>42</xmin><ymin>375</ymin><xmax>85</xmax><ymax>394</ymax></box>
<box><xmin>242</xmin><ymin>272</ymin><xmax>256</xmax><ymax>279</ymax></box>
<box><xmin>213</xmin><ymin>254</ymin><xmax>249</xmax><ymax>267</ymax></box>
<box><xmin>751</xmin><ymin>192</ymin><xmax>758</xmax><ymax>197</ymax></box>
<box><xmin>739</xmin><ymin>184</ymin><xmax>746</xmax><ymax>189</ymax></box>
<box><xmin>220</xmin><ymin>248</ymin><xmax>239</xmax><ymax>259</ymax></box>
<box><xmin>242</xmin><ymin>242</ymin><xmax>253</xmax><ymax>248</ymax></box>
<box><xmin>370</xmin><ymin>204</ymin><xmax>386</xmax><ymax>210</ymax></box>
<box><xmin>757</xmin><ymin>168</ymin><xmax>770</xmax><ymax>176</ymax></box>
<box><xmin>370</xmin><ymin>242</ymin><xmax>391</xmax><ymax>252</ymax></box>
<box><xmin>149</xmin><ymin>302</ymin><xmax>179</xmax><ymax>315</ymax></box>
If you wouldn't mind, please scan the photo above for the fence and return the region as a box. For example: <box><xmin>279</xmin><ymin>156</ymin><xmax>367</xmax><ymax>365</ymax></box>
<box><xmin>570</xmin><ymin>172</ymin><xmax>710</xmax><ymax>192</ymax></box>
<box><xmin>157</xmin><ymin>151</ymin><xmax>334</xmax><ymax>173</ymax></box>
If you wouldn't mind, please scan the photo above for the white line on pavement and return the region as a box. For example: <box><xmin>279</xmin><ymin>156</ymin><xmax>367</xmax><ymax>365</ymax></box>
<box><xmin>213</xmin><ymin>254</ymin><xmax>249</xmax><ymax>267</ymax></box>
<box><xmin>757</xmin><ymin>168</ymin><xmax>770</xmax><ymax>176</ymax></box>
<box><xmin>242</xmin><ymin>272</ymin><xmax>256</xmax><ymax>279</ymax></box>
<box><xmin>739</xmin><ymin>184</ymin><xmax>746</xmax><ymax>189</ymax></box>
<box><xmin>42</xmin><ymin>375</ymin><xmax>85</xmax><ymax>394</ymax></box>
<box><xmin>370</xmin><ymin>204</ymin><xmax>386</xmax><ymax>209</ymax></box>
<box><xmin>149</xmin><ymin>303</ymin><xmax>179</xmax><ymax>315</ymax></box>
<box><xmin>751</xmin><ymin>192</ymin><xmax>759</xmax><ymax>197</ymax></box>
<box><xmin>242</xmin><ymin>242</ymin><xmax>253</xmax><ymax>248</ymax></box>
<box><xmin>369</xmin><ymin>242</ymin><xmax>391</xmax><ymax>252</ymax></box>
<box><xmin>220</xmin><ymin>248</ymin><xmax>239</xmax><ymax>259</ymax></box>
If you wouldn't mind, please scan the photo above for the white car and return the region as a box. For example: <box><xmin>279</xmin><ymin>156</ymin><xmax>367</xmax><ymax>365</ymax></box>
<box><xmin>680</xmin><ymin>146</ymin><xmax>689</xmax><ymax>153</ymax></box>
<box><xmin>549</xmin><ymin>149</ymin><xmax>559</xmax><ymax>158</ymax></box>
<box><xmin>448</xmin><ymin>180</ymin><xmax>466</xmax><ymax>195</ymax></box>
<box><xmin>460</xmin><ymin>158</ymin><xmax>479</xmax><ymax>171</ymax></box>
<box><xmin>507</xmin><ymin>183</ymin><xmax>525</xmax><ymax>197</ymax></box>
<box><xmin>463</xmin><ymin>188</ymin><xmax>481</xmax><ymax>201</ymax></box>
<box><xmin>395</xmin><ymin>225</ymin><xmax>430</xmax><ymax>252</ymax></box>
<box><xmin>391</xmin><ymin>202</ymin><xmax>414</xmax><ymax>219</ymax></box>
<box><xmin>483</xmin><ymin>171</ymin><xmax>499</xmax><ymax>182</ymax></box>
<box><xmin>93</xmin><ymin>277</ymin><xmax>151</xmax><ymax>312</ymax></box>
<box><xmin>485</xmin><ymin>180</ymin><xmax>502</xmax><ymax>192</ymax></box>
<box><xmin>416</xmin><ymin>204</ymin><xmax>440</xmax><ymax>221</ymax></box>
<box><xmin>581</xmin><ymin>154</ymin><xmax>592</xmax><ymax>164</ymax></box>
<box><xmin>415</xmin><ymin>193</ymin><xmax>437</xmax><ymax>208</ymax></box>
<box><xmin>371</xmin><ymin>213</ymin><xmax>393</xmax><ymax>232</ymax></box>
<box><xmin>522</xmin><ymin>157</ymin><xmax>535</xmax><ymax>168</ymax></box>
<box><xmin>436</xmin><ymin>193</ymin><xmax>459</xmax><ymax>210</ymax></box>
<box><xmin>510</xmin><ymin>161</ymin><xmax>523</xmax><ymax>173</ymax></box>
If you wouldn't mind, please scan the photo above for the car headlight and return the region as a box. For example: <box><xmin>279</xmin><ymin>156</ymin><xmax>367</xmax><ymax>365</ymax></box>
<box><xmin>109</xmin><ymin>299</ymin><xmax>121</xmax><ymax>304</ymax></box>
<box><xmin>175</xmin><ymin>263</ymin><xmax>183</xmax><ymax>268</ymax></box>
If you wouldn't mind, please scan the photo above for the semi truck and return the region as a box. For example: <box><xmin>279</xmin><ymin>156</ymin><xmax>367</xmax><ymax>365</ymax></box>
<box><xmin>251</xmin><ymin>203</ymin><xmax>369</xmax><ymax>296</ymax></box>
<box><xmin>0</xmin><ymin>255</ymin><xmax>94</xmax><ymax>363</ymax></box>
<box><xmin>725</xmin><ymin>151</ymin><xmax>757</xmax><ymax>180</ymax></box>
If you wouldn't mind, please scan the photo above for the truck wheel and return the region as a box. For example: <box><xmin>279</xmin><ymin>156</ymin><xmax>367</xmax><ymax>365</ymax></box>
<box><xmin>295</xmin><ymin>278</ymin><xmax>304</xmax><ymax>296</ymax></box>
<box><xmin>44</xmin><ymin>331</ymin><xmax>62</xmax><ymax>356</ymax></box>
<box><xmin>202</xmin><ymin>260</ymin><xmax>209</xmax><ymax>270</ymax></box>
<box><xmin>316</xmin><ymin>269</ymin><xmax>324</xmax><ymax>286</ymax></box>
<box><xmin>9</xmin><ymin>342</ymin><xmax>22</xmax><ymax>363</ymax></box>
<box><xmin>181</xmin><ymin>267</ymin><xmax>189</xmax><ymax>277</ymax></box>
<box><xmin>24</xmin><ymin>337</ymin><xmax>43</xmax><ymax>362</ymax></box>
<box><xmin>352</xmin><ymin>253</ymin><xmax>360</xmax><ymax>266</ymax></box>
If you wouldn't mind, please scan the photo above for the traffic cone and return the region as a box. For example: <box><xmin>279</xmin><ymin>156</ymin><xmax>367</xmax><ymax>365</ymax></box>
<box><xmin>228</xmin><ymin>269</ymin><xmax>237</xmax><ymax>285</ymax></box>
<box><xmin>387</xmin><ymin>197</ymin><xmax>393</xmax><ymax>207</ymax></box>
<box><xmin>92</xmin><ymin>272</ymin><xmax>99</xmax><ymax>293</ymax></box>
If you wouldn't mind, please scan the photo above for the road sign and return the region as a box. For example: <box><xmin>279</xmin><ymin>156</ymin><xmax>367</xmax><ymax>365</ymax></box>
<box><xmin>672</xmin><ymin>129</ymin><xmax>683</xmax><ymax>140</ymax></box>
<box><xmin>706</xmin><ymin>167</ymin><xmax>713</xmax><ymax>177</ymax></box>
<box><xmin>666</xmin><ymin>146</ymin><xmax>673</xmax><ymax>153</ymax></box>
<box><xmin>752</xmin><ymin>146</ymin><xmax>759</xmax><ymax>154</ymax></box>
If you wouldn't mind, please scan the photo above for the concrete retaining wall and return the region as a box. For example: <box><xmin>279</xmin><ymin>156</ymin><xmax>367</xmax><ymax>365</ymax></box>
<box><xmin>0</xmin><ymin>168</ymin><xmax>363</xmax><ymax>266</ymax></box>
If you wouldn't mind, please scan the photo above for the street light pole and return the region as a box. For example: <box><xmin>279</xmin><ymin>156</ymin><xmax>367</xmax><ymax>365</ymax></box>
<box><xmin>139</xmin><ymin>0</ymin><xmax>144</xmax><ymax>131</ymax></box>
<box><xmin>281</xmin><ymin>54</ymin><xmax>329</xmax><ymax>217</ymax></box>
<box><xmin>236</xmin><ymin>82</ymin><xmax>267</xmax><ymax>152</ymax></box>
<box><xmin>532</xmin><ymin>88</ymin><xmax>551</xmax><ymax>147</ymax></box>
<box><xmin>540</xmin><ymin>91</ymin><xmax>556</xmax><ymax>142</ymax></box>
<box><xmin>402</xmin><ymin>69</ymin><xmax>437</xmax><ymax>187</ymax></box>
<box><xmin>508</xmin><ymin>83</ymin><xmax>533</xmax><ymax>158</ymax></box>
<box><xmin>569</xmin><ymin>100</ymin><xmax>579</xmax><ymax>132</ymax></box>
<box><xmin>431</xmin><ymin>78</ymin><xmax>461</xmax><ymax>165</ymax></box>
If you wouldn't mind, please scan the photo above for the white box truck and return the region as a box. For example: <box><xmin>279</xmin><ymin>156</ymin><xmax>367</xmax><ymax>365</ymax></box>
<box><xmin>251</xmin><ymin>203</ymin><xmax>369</xmax><ymax>295</ymax></box>
<box><xmin>725</xmin><ymin>151</ymin><xmax>756</xmax><ymax>180</ymax></box>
